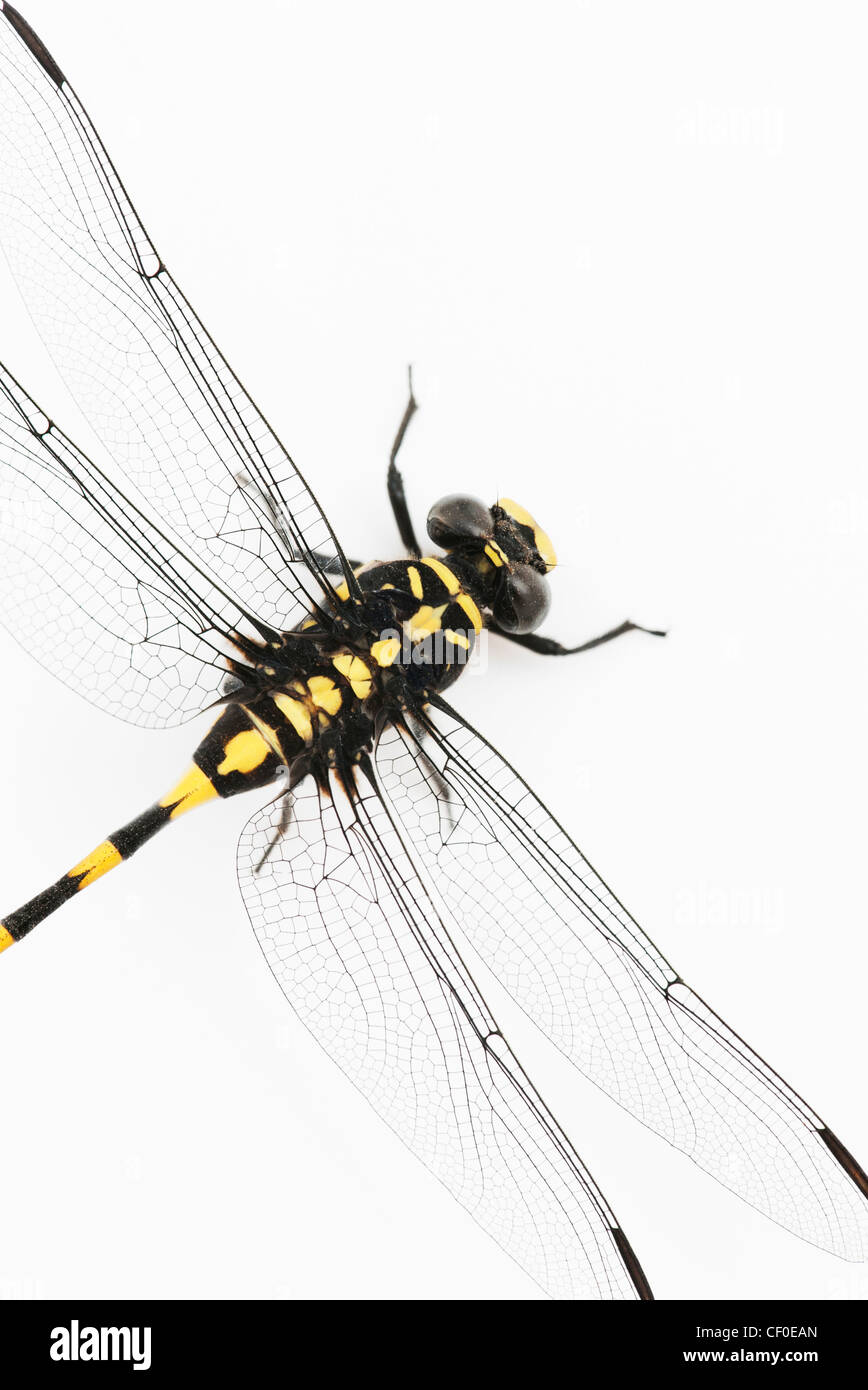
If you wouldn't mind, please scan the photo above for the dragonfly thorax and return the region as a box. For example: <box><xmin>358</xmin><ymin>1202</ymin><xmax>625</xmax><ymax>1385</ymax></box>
<box><xmin>325</xmin><ymin>554</ymin><xmax>486</xmax><ymax>697</ymax></box>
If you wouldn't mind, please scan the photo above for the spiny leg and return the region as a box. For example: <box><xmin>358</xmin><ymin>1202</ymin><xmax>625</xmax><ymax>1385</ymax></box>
<box><xmin>387</xmin><ymin>366</ymin><xmax>421</xmax><ymax>556</ymax></box>
<box><xmin>494</xmin><ymin>619</ymin><xmax>667</xmax><ymax>656</ymax></box>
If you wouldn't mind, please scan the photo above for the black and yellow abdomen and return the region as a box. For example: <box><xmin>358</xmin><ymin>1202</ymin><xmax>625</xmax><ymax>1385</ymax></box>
<box><xmin>0</xmin><ymin>649</ymin><xmax>381</xmax><ymax>951</ymax></box>
<box><xmin>0</xmin><ymin>702</ymin><xmax>283</xmax><ymax>951</ymax></box>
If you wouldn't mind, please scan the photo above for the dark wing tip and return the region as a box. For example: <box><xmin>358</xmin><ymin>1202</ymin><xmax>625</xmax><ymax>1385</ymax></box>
<box><xmin>2</xmin><ymin>3</ymin><xmax>66</xmax><ymax>87</ymax></box>
<box><xmin>611</xmin><ymin>1226</ymin><xmax>655</xmax><ymax>1301</ymax></box>
<box><xmin>819</xmin><ymin>1126</ymin><xmax>868</xmax><ymax>1200</ymax></box>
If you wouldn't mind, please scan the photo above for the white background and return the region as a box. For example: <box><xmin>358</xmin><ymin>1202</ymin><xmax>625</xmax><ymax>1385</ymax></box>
<box><xmin>0</xmin><ymin>0</ymin><xmax>866</xmax><ymax>1302</ymax></box>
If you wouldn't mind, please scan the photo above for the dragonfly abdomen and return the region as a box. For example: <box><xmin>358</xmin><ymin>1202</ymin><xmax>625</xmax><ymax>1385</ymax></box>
<box><xmin>0</xmin><ymin>704</ymin><xmax>283</xmax><ymax>953</ymax></box>
<box><xmin>0</xmin><ymin>653</ymin><xmax>393</xmax><ymax>954</ymax></box>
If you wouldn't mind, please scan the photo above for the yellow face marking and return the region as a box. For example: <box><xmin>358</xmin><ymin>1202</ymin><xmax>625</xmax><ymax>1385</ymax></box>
<box><xmin>332</xmin><ymin>653</ymin><xmax>373</xmax><ymax>699</ymax></box>
<box><xmin>497</xmin><ymin>496</ymin><xmax>557</xmax><ymax>570</ymax></box>
<box><xmin>456</xmin><ymin>592</ymin><xmax>483</xmax><ymax>633</ymax></box>
<box><xmin>407</xmin><ymin>565</ymin><xmax>424</xmax><ymax>600</ymax></box>
<box><xmin>534</xmin><ymin>527</ymin><xmax>557</xmax><ymax>570</ymax></box>
<box><xmin>484</xmin><ymin>542</ymin><xmax>506</xmax><ymax>568</ymax></box>
<box><xmin>274</xmin><ymin>691</ymin><xmax>314</xmax><ymax>743</ymax></box>
<box><xmin>371</xmin><ymin>636</ymin><xmax>401</xmax><ymax>667</ymax></box>
<box><xmin>69</xmin><ymin>841</ymin><xmax>123</xmax><ymax>889</ymax></box>
<box><xmin>444</xmin><ymin>628</ymin><xmax>471</xmax><ymax>650</ymax></box>
<box><xmin>498</xmin><ymin>496</ymin><xmax>534</xmax><ymax>528</ymax></box>
<box><xmin>420</xmin><ymin>556</ymin><xmax>460</xmax><ymax>594</ymax></box>
<box><xmin>217</xmin><ymin>729</ymin><xmax>271</xmax><ymax>777</ymax></box>
<box><xmin>160</xmin><ymin>766</ymin><xmax>219</xmax><ymax>819</ymax></box>
<box><xmin>307</xmin><ymin>675</ymin><xmax>342</xmax><ymax>716</ymax></box>
<box><xmin>0</xmin><ymin>925</ymin><xmax>15</xmax><ymax>953</ymax></box>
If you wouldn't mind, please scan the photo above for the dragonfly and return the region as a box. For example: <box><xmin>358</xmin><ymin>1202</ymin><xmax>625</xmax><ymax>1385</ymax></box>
<box><xmin>0</xmin><ymin>3</ymin><xmax>866</xmax><ymax>1301</ymax></box>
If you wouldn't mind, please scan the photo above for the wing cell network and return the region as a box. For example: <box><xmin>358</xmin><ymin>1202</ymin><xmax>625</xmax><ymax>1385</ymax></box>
<box><xmin>0</xmin><ymin>362</ymin><xmax>260</xmax><ymax>726</ymax></box>
<box><xmin>238</xmin><ymin>773</ymin><xmax>652</xmax><ymax>1300</ymax></box>
<box><xmin>3</xmin><ymin>0</ymin><xmax>864</xmax><ymax>1298</ymax></box>
<box><xmin>0</xmin><ymin>2</ymin><xmax>355</xmax><ymax>635</ymax></box>
<box><xmin>373</xmin><ymin>704</ymin><xmax>868</xmax><ymax>1262</ymax></box>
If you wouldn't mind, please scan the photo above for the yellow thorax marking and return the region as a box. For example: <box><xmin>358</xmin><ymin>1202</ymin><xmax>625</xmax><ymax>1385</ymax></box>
<box><xmin>407</xmin><ymin>565</ymin><xmax>424</xmax><ymax>600</ymax></box>
<box><xmin>334</xmin><ymin>579</ymin><xmax>350</xmax><ymax>602</ymax></box>
<box><xmin>0</xmin><ymin>925</ymin><xmax>13</xmax><ymax>953</ymax></box>
<box><xmin>405</xmin><ymin>603</ymin><xmax>447</xmax><ymax>643</ymax></box>
<box><xmin>456</xmin><ymin>592</ymin><xmax>483</xmax><ymax>633</ymax></box>
<box><xmin>420</xmin><ymin>556</ymin><xmax>460</xmax><ymax>594</ymax></box>
<box><xmin>371</xmin><ymin>636</ymin><xmax>401</xmax><ymax>667</ymax></box>
<box><xmin>69</xmin><ymin>841</ymin><xmax>123</xmax><ymax>887</ymax></box>
<box><xmin>332</xmin><ymin>652</ymin><xmax>373</xmax><ymax>699</ymax></box>
<box><xmin>444</xmin><ymin>628</ymin><xmax>471</xmax><ymax>650</ymax></box>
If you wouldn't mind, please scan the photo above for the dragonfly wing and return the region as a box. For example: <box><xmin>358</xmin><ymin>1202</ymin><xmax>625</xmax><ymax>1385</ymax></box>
<box><xmin>237</xmin><ymin>770</ymin><xmax>653</xmax><ymax>1300</ymax></box>
<box><xmin>373</xmin><ymin>702</ymin><xmax>868</xmax><ymax>1262</ymax></box>
<box><xmin>0</xmin><ymin>4</ymin><xmax>354</xmax><ymax>632</ymax></box>
<box><xmin>0</xmin><ymin>362</ymin><xmax>263</xmax><ymax>726</ymax></box>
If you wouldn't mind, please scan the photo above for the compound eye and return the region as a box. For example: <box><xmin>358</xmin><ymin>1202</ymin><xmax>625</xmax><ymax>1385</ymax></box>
<box><xmin>427</xmin><ymin>494</ymin><xmax>493</xmax><ymax>548</ymax></box>
<box><xmin>494</xmin><ymin>563</ymin><xmax>551</xmax><ymax>634</ymax></box>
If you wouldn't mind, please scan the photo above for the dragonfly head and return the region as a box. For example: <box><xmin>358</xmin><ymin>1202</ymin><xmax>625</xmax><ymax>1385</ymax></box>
<box><xmin>426</xmin><ymin>493</ymin><xmax>556</xmax><ymax>635</ymax></box>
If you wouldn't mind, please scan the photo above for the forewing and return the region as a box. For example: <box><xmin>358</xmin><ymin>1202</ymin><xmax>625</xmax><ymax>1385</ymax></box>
<box><xmin>237</xmin><ymin>774</ymin><xmax>651</xmax><ymax>1300</ymax></box>
<box><xmin>0</xmin><ymin>4</ymin><xmax>353</xmax><ymax>631</ymax></box>
<box><xmin>0</xmin><ymin>362</ymin><xmax>259</xmax><ymax>726</ymax></box>
<box><xmin>374</xmin><ymin>703</ymin><xmax>868</xmax><ymax>1261</ymax></box>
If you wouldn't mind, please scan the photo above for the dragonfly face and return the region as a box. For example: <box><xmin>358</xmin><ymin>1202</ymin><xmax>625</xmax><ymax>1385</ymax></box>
<box><xmin>426</xmin><ymin>492</ymin><xmax>555</xmax><ymax>634</ymax></box>
<box><xmin>0</xmin><ymin>1</ymin><xmax>866</xmax><ymax>1301</ymax></box>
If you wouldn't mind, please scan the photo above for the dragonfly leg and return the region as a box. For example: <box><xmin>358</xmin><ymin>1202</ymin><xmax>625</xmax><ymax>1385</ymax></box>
<box><xmin>387</xmin><ymin>366</ymin><xmax>421</xmax><ymax>556</ymax></box>
<box><xmin>493</xmin><ymin>619</ymin><xmax>667</xmax><ymax>656</ymax></box>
